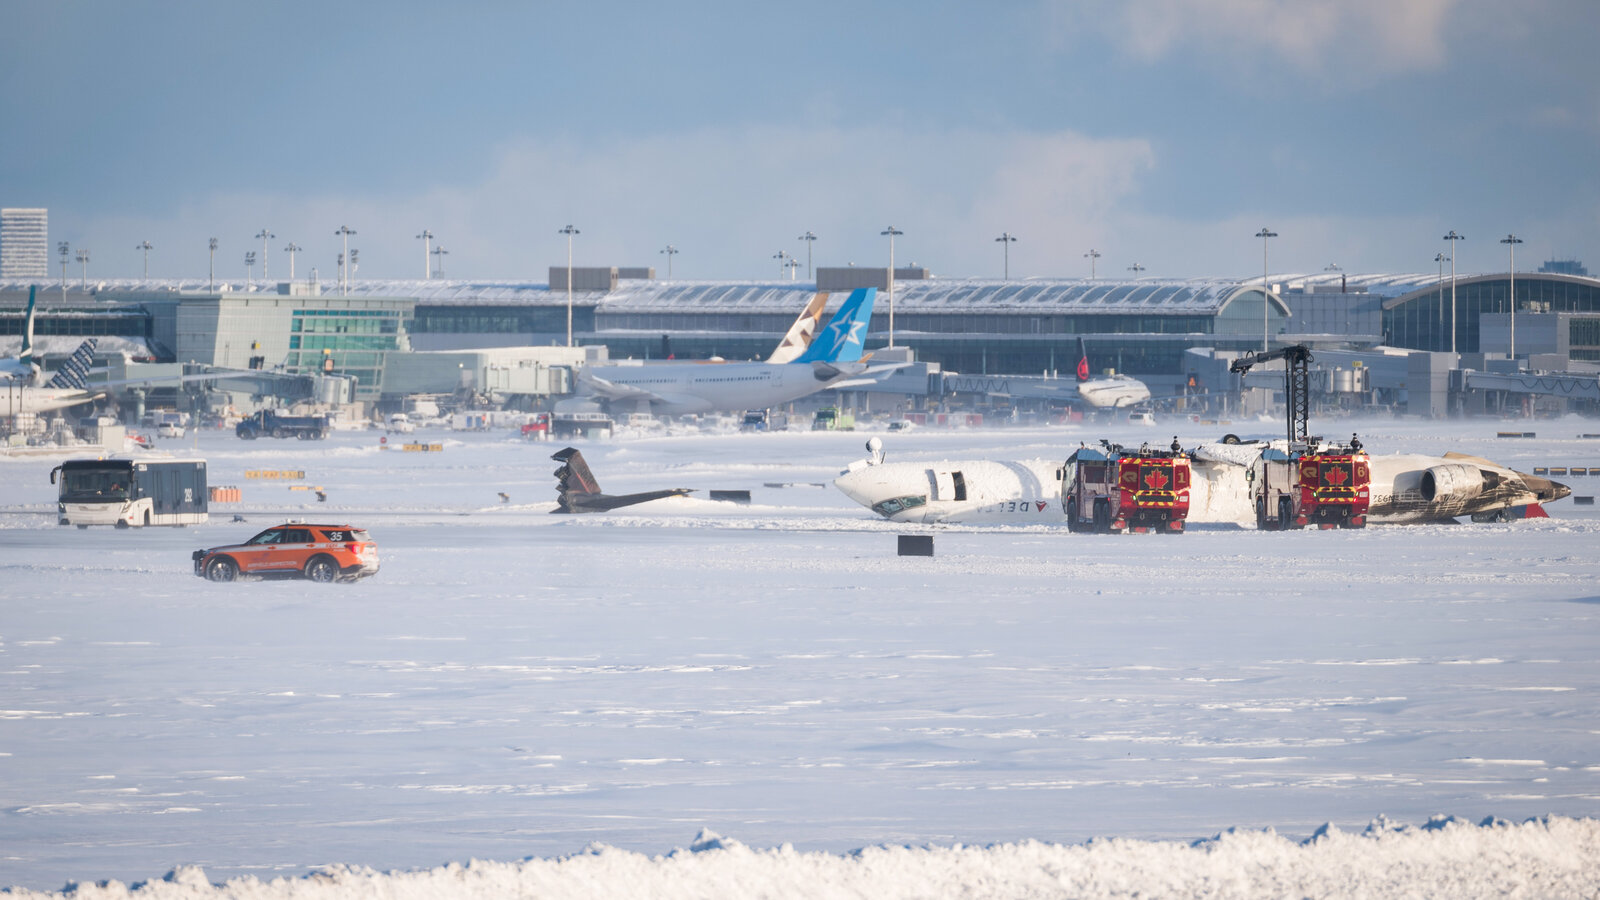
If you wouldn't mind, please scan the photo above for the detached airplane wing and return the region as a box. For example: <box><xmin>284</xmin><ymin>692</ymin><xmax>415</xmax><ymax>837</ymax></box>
<box><xmin>550</xmin><ymin>447</ymin><xmax>692</xmax><ymax>514</ymax></box>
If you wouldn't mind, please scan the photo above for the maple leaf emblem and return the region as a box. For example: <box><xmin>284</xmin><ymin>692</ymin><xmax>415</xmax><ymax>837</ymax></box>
<box><xmin>1143</xmin><ymin>469</ymin><xmax>1169</xmax><ymax>490</ymax></box>
<box><xmin>1324</xmin><ymin>467</ymin><xmax>1349</xmax><ymax>486</ymax></box>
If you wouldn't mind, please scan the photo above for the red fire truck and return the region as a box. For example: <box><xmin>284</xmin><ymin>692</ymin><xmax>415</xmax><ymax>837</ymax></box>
<box><xmin>1250</xmin><ymin>440</ymin><xmax>1371</xmax><ymax>530</ymax></box>
<box><xmin>1063</xmin><ymin>440</ymin><xmax>1192</xmax><ymax>534</ymax></box>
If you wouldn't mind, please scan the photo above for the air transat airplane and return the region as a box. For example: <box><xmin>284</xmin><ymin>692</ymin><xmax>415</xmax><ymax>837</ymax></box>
<box><xmin>577</xmin><ymin>288</ymin><xmax>887</xmax><ymax>416</ymax></box>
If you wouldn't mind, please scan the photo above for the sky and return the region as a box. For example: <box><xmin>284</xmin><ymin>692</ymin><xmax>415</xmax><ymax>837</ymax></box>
<box><xmin>1</xmin><ymin>0</ymin><xmax>1597</xmax><ymax>284</ymax></box>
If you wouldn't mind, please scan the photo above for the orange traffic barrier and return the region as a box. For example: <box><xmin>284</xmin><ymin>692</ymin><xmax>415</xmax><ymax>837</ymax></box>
<box><xmin>208</xmin><ymin>486</ymin><xmax>242</xmax><ymax>503</ymax></box>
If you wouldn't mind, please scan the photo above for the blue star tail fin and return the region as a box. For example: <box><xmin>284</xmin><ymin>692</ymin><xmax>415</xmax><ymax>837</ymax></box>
<box><xmin>795</xmin><ymin>287</ymin><xmax>876</xmax><ymax>364</ymax></box>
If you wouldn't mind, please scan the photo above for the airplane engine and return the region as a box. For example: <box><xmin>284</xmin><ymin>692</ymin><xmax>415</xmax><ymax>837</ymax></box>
<box><xmin>1420</xmin><ymin>464</ymin><xmax>1484</xmax><ymax>503</ymax></box>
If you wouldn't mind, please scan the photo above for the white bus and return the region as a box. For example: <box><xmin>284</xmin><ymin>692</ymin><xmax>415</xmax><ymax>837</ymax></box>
<box><xmin>50</xmin><ymin>458</ymin><xmax>209</xmax><ymax>528</ymax></box>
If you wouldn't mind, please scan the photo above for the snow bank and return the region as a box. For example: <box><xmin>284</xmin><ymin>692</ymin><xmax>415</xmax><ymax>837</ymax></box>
<box><xmin>18</xmin><ymin>818</ymin><xmax>1599</xmax><ymax>900</ymax></box>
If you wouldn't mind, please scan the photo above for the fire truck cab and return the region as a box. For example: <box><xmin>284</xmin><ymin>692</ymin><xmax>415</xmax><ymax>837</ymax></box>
<box><xmin>1062</xmin><ymin>441</ymin><xmax>1191</xmax><ymax>534</ymax></box>
<box><xmin>1250</xmin><ymin>439</ymin><xmax>1371</xmax><ymax>530</ymax></box>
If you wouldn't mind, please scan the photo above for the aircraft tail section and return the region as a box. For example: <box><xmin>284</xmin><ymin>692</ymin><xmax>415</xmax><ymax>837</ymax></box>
<box><xmin>46</xmin><ymin>338</ymin><xmax>99</xmax><ymax>390</ymax></box>
<box><xmin>550</xmin><ymin>446</ymin><xmax>692</xmax><ymax>513</ymax></box>
<box><xmin>767</xmin><ymin>292</ymin><xmax>830</xmax><ymax>363</ymax></box>
<box><xmin>795</xmin><ymin>287</ymin><xmax>876</xmax><ymax>364</ymax></box>
<box><xmin>1076</xmin><ymin>336</ymin><xmax>1091</xmax><ymax>382</ymax></box>
<box><xmin>20</xmin><ymin>285</ymin><xmax>37</xmax><ymax>369</ymax></box>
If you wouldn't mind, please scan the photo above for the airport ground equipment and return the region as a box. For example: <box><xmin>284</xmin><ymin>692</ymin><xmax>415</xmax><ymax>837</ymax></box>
<box><xmin>1062</xmin><ymin>439</ymin><xmax>1191</xmax><ymax>534</ymax></box>
<box><xmin>51</xmin><ymin>458</ymin><xmax>208</xmax><ymax>528</ymax></box>
<box><xmin>1230</xmin><ymin>345</ymin><xmax>1371</xmax><ymax>530</ymax></box>
<box><xmin>235</xmin><ymin>409</ymin><xmax>331</xmax><ymax>440</ymax></box>
<box><xmin>811</xmin><ymin>407</ymin><xmax>855</xmax><ymax>430</ymax></box>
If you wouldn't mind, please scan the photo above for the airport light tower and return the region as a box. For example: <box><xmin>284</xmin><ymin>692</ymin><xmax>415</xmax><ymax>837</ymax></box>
<box><xmin>137</xmin><ymin>240</ymin><xmax>153</xmax><ymax>280</ymax></box>
<box><xmin>1254</xmin><ymin>227</ymin><xmax>1277</xmax><ymax>352</ymax></box>
<box><xmin>660</xmin><ymin>244</ymin><xmax>678</xmax><ymax>279</ymax></box>
<box><xmin>335</xmin><ymin>226</ymin><xmax>356</xmax><ymax>296</ymax></box>
<box><xmin>1084</xmin><ymin>248</ymin><xmax>1101</xmax><ymax>280</ymax></box>
<box><xmin>417</xmin><ymin>229</ymin><xmax>434</xmax><ymax>279</ymax></box>
<box><xmin>284</xmin><ymin>242</ymin><xmax>301</xmax><ymax>280</ymax></box>
<box><xmin>1501</xmin><ymin>233</ymin><xmax>1523</xmax><ymax>359</ymax></box>
<box><xmin>255</xmin><ymin>229</ymin><xmax>274</xmax><ymax>281</ymax></box>
<box><xmin>432</xmin><ymin>245</ymin><xmax>448</xmax><ymax>277</ymax></box>
<box><xmin>881</xmin><ymin>225</ymin><xmax>902</xmax><ymax>348</ymax></box>
<box><xmin>1127</xmin><ymin>263</ymin><xmax>1145</xmax><ymax>275</ymax></box>
<box><xmin>1443</xmin><ymin>230</ymin><xmax>1464</xmax><ymax>355</ymax></box>
<box><xmin>560</xmin><ymin>224</ymin><xmax>579</xmax><ymax>347</ymax></box>
<box><xmin>772</xmin><ymin>250</ymin><xmax>790</xmax><ymax>279</ymax></box>
<box><xmin>1434</xmin><ymin>252</ymin><xmax>1448</xmax><ymax>348</ymax></box>
<box><xmin>245</xmin><ymin>251</ymin><xmax>256</xmax><ymax>287</ymax></box>
<box><xmin>798</xmin><ymin>231</ymin><xmax>817</xmax><ymax>280</ymax></box>
<box><xmin>209</xmin><ymin>237</ymin><xmax>218</xmax><ymax>291</ymax></box>
<box><xmin>58</xmin><ymin>241</ymin><xmax>69</xmax><ymax>299</ymax></box>
<box><xmin>77</xmin><ymin>248</ymin><xmax>89</xmax><ymax>289</ymax></box>
<box><xmin>995</xmin><ymin>232</ymin><xmax>1017</xmax><ymax>281</ymax></box>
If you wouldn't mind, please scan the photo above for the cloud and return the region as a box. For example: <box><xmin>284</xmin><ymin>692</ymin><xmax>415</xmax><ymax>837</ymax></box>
<box><xmin>1060</xmin><ymin>0</ymin><xmax>1464</xmax><ymax>80</ymax></box>
<box><xmin>79</xmin><ymin>125</ymin><xmax>1157</xmax><ymax>283</ymax></box>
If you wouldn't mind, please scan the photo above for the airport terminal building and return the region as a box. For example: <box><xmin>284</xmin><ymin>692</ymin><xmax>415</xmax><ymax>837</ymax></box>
<box><xmin>3</xmin><ymin>260</ymin><xmax>1599</xmax><ymax>417</ymax></box>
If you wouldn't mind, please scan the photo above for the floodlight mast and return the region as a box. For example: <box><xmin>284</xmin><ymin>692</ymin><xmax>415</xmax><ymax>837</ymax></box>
<box><xmin>798</xmin><ymin>231</ymin><xmax>817</xmax><ymax>279</ymax></box>
<box><xmin>137</xmin><ymin>240</ymin><xmax>153</xmax><ymax>279</ymax></box>
<box><xmin>1252</xmin><ymin>228</ymin><xmax>1277</xmax><ymax>352</ymax></box>
<box><xmin>417</xmin><ymin>229</ymin><xmax>434</xmax><ymax>279</ymax></box>
<box><xmin>284</xmin><ymin>242</ymin><xmax>302</xmax><ymax>280</ymax></box>
<box><xmin>59</xmin><ymin>241</ymin><xmax>69</xmax><ymax>300</ymax></box>
<box><xmin>995</xmin><ymin>232</ymin><xmax>1016</xmax><ymax>280</ymax></box>
<box><xmin>560</xmin><ymin>225</ymin><xmax>579</xmax><ymax>347</ymax></box>
<box><xmin>77</xmin><ymin>248</ymin><xmax>89</xmax><ymax>289</ymax></box>
<box><xmin>881</xmin><ymin>226</ymin><xmax>902</xmax><ymax>347</ymax></box>
<box><xmin>255</xmin><ymin>229</ymin><xmax>274</xmax><ymax>281</ymax></box>
<box><xmin>1084</xmin><ymin>248</ymin><xmax>1100</xmax><ymax>280</ymax></box>
<box><xmin>431</xmin><ymin>245</ymin><xmax>448</xmax><ymax>276</ymax></box>
<box><xmin>335</xmin><ymin>226</ymin><xmax>356</xmax><ymax>295</ymax></box>
<box><xmin>1443</xmin><ymin>230</ymin><xmax>1464</xmax><ymax>354</ymax></box>
<box><xmin>208</xmin><ymin>237</ymin><xmax>218</xmax><ymax>290</ymax></box>
<box><xmin>1501</xmin><ymin>233</ymin><xmax>1523</xmax><ymax>359</ymax></box>
<box><xmin>660</xmin><ymin>244</ymin><xmax>678</xmax><ymax>279</ymax></box>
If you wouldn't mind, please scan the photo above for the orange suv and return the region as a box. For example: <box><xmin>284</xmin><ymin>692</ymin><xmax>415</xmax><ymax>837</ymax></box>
<box><xmin>193</xmin><ymin>523</ymin><xmax>379</xmax><ymax>583</ymax></box>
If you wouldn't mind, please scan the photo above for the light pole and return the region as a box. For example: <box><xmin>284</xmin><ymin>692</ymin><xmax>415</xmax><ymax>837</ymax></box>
<box><xmin>1443</xmin><ymin>230</ymin><xmax>1465</xmax><ymax>355</ymax></box>
<box><xmin>255</xmin><ymin>229</ymin><xmax>274</xmax><ymax>281</ymax></box>
<box><xmin>349</xmin><ymin>248</ymin><xmax>359</xmax><ymax>281</ymax></box>
<box><xmin>208</xmin><ymin>237</ymin><xmax>218</xmax><ymax>291</ymax></box>
<box><xmin>284</xmin><ymin>242</ymin><xmax>301</xmax><ymax>280</ymax></box>
<box><xmin>786</xmin><ymin>257</ymin><xmax>801</xmax><ymax>280</ymax></box>
<box><xmin>560</xmin><ymin>224</ymin><xmax>579</xmax><ymax>347</ymax></box>
<box><xmin>245</xmin><ymin>251</ymin><xmax>256</xmax><ymax>287</ymax></box>
<box><xmin>798</xmin><ymin>231</ymin><xmax>817</xmax><ymax>280</ymax></box>
<box><xmin>137</xmin><ymin>240</ymin><xmax>153</xmax><ymax>279</ymax></box>
<box><xmin>58</xmin><ymin>241</ymin><xmax>69</xmax><ymax>300</ymax></box>
<box><xmin>995</xmin><ymin>232</ymin><xmax>1017</xmax><ymax>280</ymax></box>
<box><xmin>432</xmin><ymin>245</ymin><xmax>448</xmax><ymax>276</ymax></box>
<box><xmin>1500</xmin><ymin>233</ymin><xmax>1522</xmax><ymax>359</ymax></box>
<box><xmin>660</xmin><ymin>244</ymin><xmax>678</xmax><ymax>279</ymax></box>
<box><xmin>1254</xmin><ymin>227</ymin><xmax>1277</xmax><ymax>352</ymax></box>
<box><xmin>335</xmin><ymin>226</ymin><xmax>356</xmax><ymax>295</ymax></box>
<box><xmin>881</xmin><ymin>226</ymin><xmax>902</xmax><ymax>347</ymax></box>
<box><xmin>1127</xmin><ymin>263</ymin><xmax>1145</xmax><ymax>275</ymax></box>
<box><xmin>1084</xmin><ymin>248</ymin><xmax>1101</xmax><ymax>279</ymax></box>
<box><xmin>1434</xmin><ymin>252</ymin><xmax>1448</xmax><ymax>350</ymax></box>
<box><xmin>772</xmin><ymin>250</ymin><xmax>789</xmax><ymax>279</ymax></box>
<box><xmin>417</xmin><ymin>229</ymin><xmax>434</xmax><ymax>279</ymax></box>
<box><xmin>77</xmin><ymin>248</ymin><xmax>89</xmax><ymax>289</ymax></box>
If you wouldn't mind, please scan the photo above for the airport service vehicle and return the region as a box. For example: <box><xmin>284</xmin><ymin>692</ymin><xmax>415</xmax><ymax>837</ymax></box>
<box><xmin>1250</xmin><ymin>441</ymin><xmax>1371</xmax><ymax>530</ymax></box>
<box><xmin>193</xmin><ymin>523</ymin><xmax>379</xmax><ymax>583</ymax></box>
<box><xmin>235</xmin><ymin>409</ymin><xmax>331</xmax><ymax>440</ymax></box>
<box><xmin>1062</xmin><ymin>441</ymin><xmax>1191</xmax><ymax>533</ymax></box>
<box><xmin>1229</xmin><ymin>345</ymin><xmax>1370</xmax><ymax>530</ymax></box>
<box><xmin>50</xmin><ymin>458</ymin><xmax>208</xmax><ymax>528</ymax></box>
<box><xmin>812</xmin><ymin>407</ymin><xmax>855</xmax><ymax>431</ymax></box>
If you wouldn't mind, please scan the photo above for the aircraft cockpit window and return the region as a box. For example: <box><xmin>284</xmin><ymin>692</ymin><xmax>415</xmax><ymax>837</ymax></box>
<box><xmin>871</xmin><ymin>495</ymin><xmax>927</xmax><ymax>518</ymax></box>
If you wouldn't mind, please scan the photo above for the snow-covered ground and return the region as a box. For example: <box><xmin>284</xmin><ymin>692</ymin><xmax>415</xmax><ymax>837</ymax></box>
<box><xmin>2</xmin><ymin>416</ymin><xmax>1598</xmax><ymax>896</ymax></box>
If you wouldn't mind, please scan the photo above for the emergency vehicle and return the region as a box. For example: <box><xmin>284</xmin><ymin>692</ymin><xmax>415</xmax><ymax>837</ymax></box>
<box><xmin>1250</xmin><ymin>439</ymin><xmax>1371</xmax><ymax>530</ymax></box>
<box><xmin>1062</xmin><ymin>440</ymin><xmax>1191</xmax><ymax>533</ymax></box>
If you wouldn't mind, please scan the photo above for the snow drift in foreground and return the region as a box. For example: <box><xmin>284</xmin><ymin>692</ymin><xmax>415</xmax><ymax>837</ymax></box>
<box><xmin>16</xmin><ymin>817</ymin><xmax>1598</xmax><ymax>900</ymax></box>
